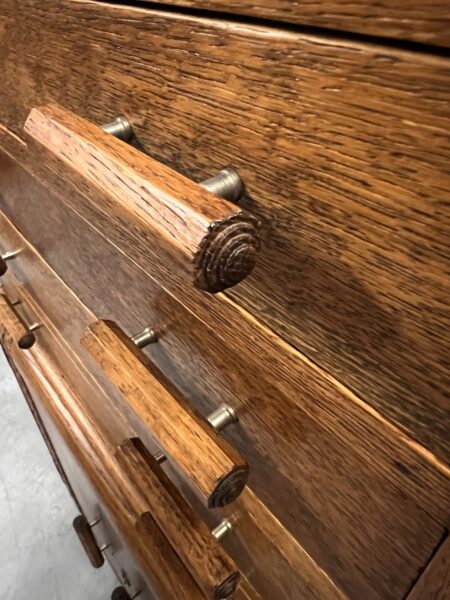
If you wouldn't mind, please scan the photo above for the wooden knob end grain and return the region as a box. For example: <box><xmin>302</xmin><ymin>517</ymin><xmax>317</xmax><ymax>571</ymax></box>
<box><xmin>111</xmin><ymin>588</ymin><xmax>133</xmax><ymax>600</ymax></box>
<box><xmin>194</xmin><ymin>213</ymin><xmax>260</xmax><ymax>293</ymax></box>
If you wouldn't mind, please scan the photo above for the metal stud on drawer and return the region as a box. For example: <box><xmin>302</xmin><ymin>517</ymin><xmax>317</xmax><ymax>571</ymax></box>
<box><xmin>0</xmin><ymin>248</ymin><xmax>22</xmax><ymax>276</ymax></box>
<box><xmin>131</xmin><ymin>327</ymin><xmax>158</xmax><ymax>349</ymax></box>
<box><xmin>102</xmin><ymin>116</ymin><xmax>244</xmax><ymax>204</ymax></box>
<box><xmin>0</xmin><ymin>293</ymin><xmax>41</xmax><ymax>349</ymax></box>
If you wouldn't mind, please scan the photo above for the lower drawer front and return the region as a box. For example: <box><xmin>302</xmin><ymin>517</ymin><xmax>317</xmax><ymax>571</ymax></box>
<box><xmin>33</xmin><ymin>412</ymin><xmax>155</xmax><ymax>600</ymax></box>
<box><xmin>0</xmin><ymin>160</ymin><xmax>448</xmax><ymax>600</ymax></box>
<box><xmin>0</xmin><ymin>267</ymin><xmax>341</xmax><ymax>599</ymax></box>
<box><xmin>0</xmin><ymin>300</ymin><xmax>205</xmax><ymax>599</ymax></box>
<box><xmin>1</xmin><ymin>0</ymin><xmax>449</xmax><ymax>466</ymax></box>
<box><xmin>0</xmin><ymin>315</ymin><xmax>155</xmax><ymax>598</ymax></box>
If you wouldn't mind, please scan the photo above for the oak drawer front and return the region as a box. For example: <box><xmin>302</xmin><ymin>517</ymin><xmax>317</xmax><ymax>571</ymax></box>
<box><xmin>1</xmin><ymin>0</ymin><xmax>449</xmax><ymax>466</ymax></box>
<box><xmin>123</xmin><ymin>0</ymin><xmax>450</xmax><ymax>46</ymax></box>
<box><xmin>0</xmin><ymin>332</ymin><xmax>193</xmax><ymax>600</ymax></box>
<box><xmin>0</xmin><ymin>273</ymin><xmax>334</xmax><ymax>600</ymax></box>
<box><xmin>1</xmin><ymin>159</ymin><xmax>449</xmax><ymax>600</ymax></box>
<box><xmin>0</xmin><ymin>287</ymin><xmax>234</xmax><ymax>600</ymax></box>
<box><xmin>0</xmin><ymin>179</ymin><xmax>345</xmax><ymax>600</ymax></box>
<box><xmin>0</xmin><ymin>290</ymin><xmax>155</xmax><ymax>599</ymax></box>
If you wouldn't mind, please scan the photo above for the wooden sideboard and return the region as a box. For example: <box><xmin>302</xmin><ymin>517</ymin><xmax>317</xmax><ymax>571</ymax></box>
<box><xmin>0</xmin><ymin>1</ymin><xmax>449</xmax><ymax>598</ymax></box>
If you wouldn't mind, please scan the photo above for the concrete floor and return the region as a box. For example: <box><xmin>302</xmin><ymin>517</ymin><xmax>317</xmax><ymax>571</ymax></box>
<box><xmin>0</xmin><ymin>348</ymin><xmax>117</xmax><ymax>600</ymax></box>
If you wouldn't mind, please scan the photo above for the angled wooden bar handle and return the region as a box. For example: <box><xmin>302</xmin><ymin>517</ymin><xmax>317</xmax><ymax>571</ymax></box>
<box><xmin>0</xmin><ymin>293</ymin><xmax>37</xmax><ymax>350</ymax></box>
<box><xmin>72</xmin><ymin>514</ymin><xmax>105</xmax><ymax>569</ymax></box>
<box><xmin>82</xmin><ymin>320</ymin><xmax>249</xmax><ymax>508</ymax></box>
<box><xmin>117</xmin><ymin>438</ymin><xmax>240</xmax><ymax>599</ymax></box>
<box><xmin>24</xmin><ymin>104</ymin><xmax>260</xmax><ymax>293</ymax></box>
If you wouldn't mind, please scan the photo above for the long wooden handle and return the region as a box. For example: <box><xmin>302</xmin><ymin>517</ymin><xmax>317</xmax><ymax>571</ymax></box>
<box><xmin>117</xmin><ymin>438</ymin><xmax>240</xmax><ymax>599</ymax></box>
<box><xmin>24</xmin><ymin>104</ymin><xmax>260</xmax><ymax>293</ymax></box>
<box><xmin>72</xmin><ymin>514</ymin><xmax>105</xmax><ymax>569</ymax></box>
<box><xmin>82</xmin><ymin>320</ymin><xmax>248</xmax><ymax>508</ymax></box>
<box><xmin>0</xmin><ymin>293</ymin><xmax>36</xmax><ymax>350</ymax></box>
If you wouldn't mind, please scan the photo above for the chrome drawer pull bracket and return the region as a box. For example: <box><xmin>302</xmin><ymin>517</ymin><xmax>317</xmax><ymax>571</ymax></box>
<box><xmin>207</xmin><ymin>404</ymin><xmax>238</xmax><ymax>430</ymax></box>
<box><xmin>1</xmin><ymin>249</ymin><xmax>22</xmax><ymax>261</ymax></box>
<box><xmin>101</xmin><ymin>117</ymin><xmax>243</xmax><ymax>202</ymax></box>
<box><xmin>211</xmin><ymin>519</ymin><xmax>233</xmax><ymax>542</ymax></box>
<box><xmin>0</xmin><ymin>294</ymin><xmax>41</xmax><ymax>349</ymax></box>
<box><xmin>89</xmin><ymin>518</ymin><xmax>102</xmax><ymax>528</ymax></box>
<box><xmin>101</xmin><ymin>117</ymin><xmax>134</xmax><ymax>142</ymax></box>
<box><xmin>131</xmin><ymin>327</ymin><xmax>158</xmax><ymax>348</ymax></box>
<box><xmin>200</xmin><ymin>168</ymin><xmax>243</xmax><ymax>203</ymax></box>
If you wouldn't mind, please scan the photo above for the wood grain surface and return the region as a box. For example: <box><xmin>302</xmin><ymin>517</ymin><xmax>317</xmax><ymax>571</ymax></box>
<box><xmin>0</xmin><ymin>199</ymin><xmax>352</xmax><ymax>600</ymax></box>
<box><xmin>0</xmin><ymin>264</ymin><xmax>344</xmax><ymax>600</ymax></box>
<box><xmin>233</xmin><ymin>489</ymin><xmax>348</xmax><ymax>600</ymax></box>
<box><xmin>83</xmin><ymin>320</ymin><xmax>248</xmax><ymax>508</ymax></box>
<box><xmin>0</xmin><ymin>234</ymin><xmax>344</xmax><ymax>600</ymax></box>
<box><xmin>0</xmin><ymin>0</ymin><xmax>448</xmax><ymax>462</ymax></box>
<box><xmin>406</xmin><ymin>535</ymin><xmax>450</xmax><ymax>599</ymax></box>
<box><xmin>5</xmin><ymin>323</ymin><xmax>205</xmax><ymax>600</ymax></box>
<box><xmin>24</xmin><ymin>104</ymin><xmax>260</xmax><ymax>293</ymax></box>
<box><xmin>187</xmin><ymin>483</ymin><xmax>350</xmax><ymax>600</ymax></box>
<box><xmin>116</xmin><ymin>437</ymin><xmax>240</xmax><ymax>599</ymax></box>
<box><xmin>0</xmin><ymin>214</ymin><xmax>353</xmax><ymax>600</ymax></box>
<box><xmin>1</xmin><ymin>161</ymin><xmax>448</xmax><ymax>600</ymax></box>
<box><xmin>31</xmin><ymin>401</ymin><xmax>162</xmax><ymax>600</ymax></box>
<box><xmin>0</xmin><ymin>314</ymin><xmax>77</xmax><ymax>502</ymax></box>
<box><xmin>125</xmin><ymin>0</ymin><xmax>450</xmax><ymax>47</ymax></box>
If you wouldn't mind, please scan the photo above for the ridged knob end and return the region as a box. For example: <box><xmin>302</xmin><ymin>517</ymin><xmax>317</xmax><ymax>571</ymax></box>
<box><xmin>194</xmin><ymin>214</ymin><xmax>260</xmax><ymax>293</ymax></box>
<box><xmin>209</xmin><ymin>464</ymin><xmax>249</xmax><ymax>508</ymax></box>
<box><xmin>215</xmin><ymin>572</ymin><xmax>241</xmax><ymax>599</ymax></box>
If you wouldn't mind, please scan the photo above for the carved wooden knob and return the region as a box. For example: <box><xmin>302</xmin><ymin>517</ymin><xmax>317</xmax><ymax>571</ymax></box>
<box><xmin>24</xmin><ymin>104</ymin><xmax>261</xmax><ymax>293</ymax></box>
